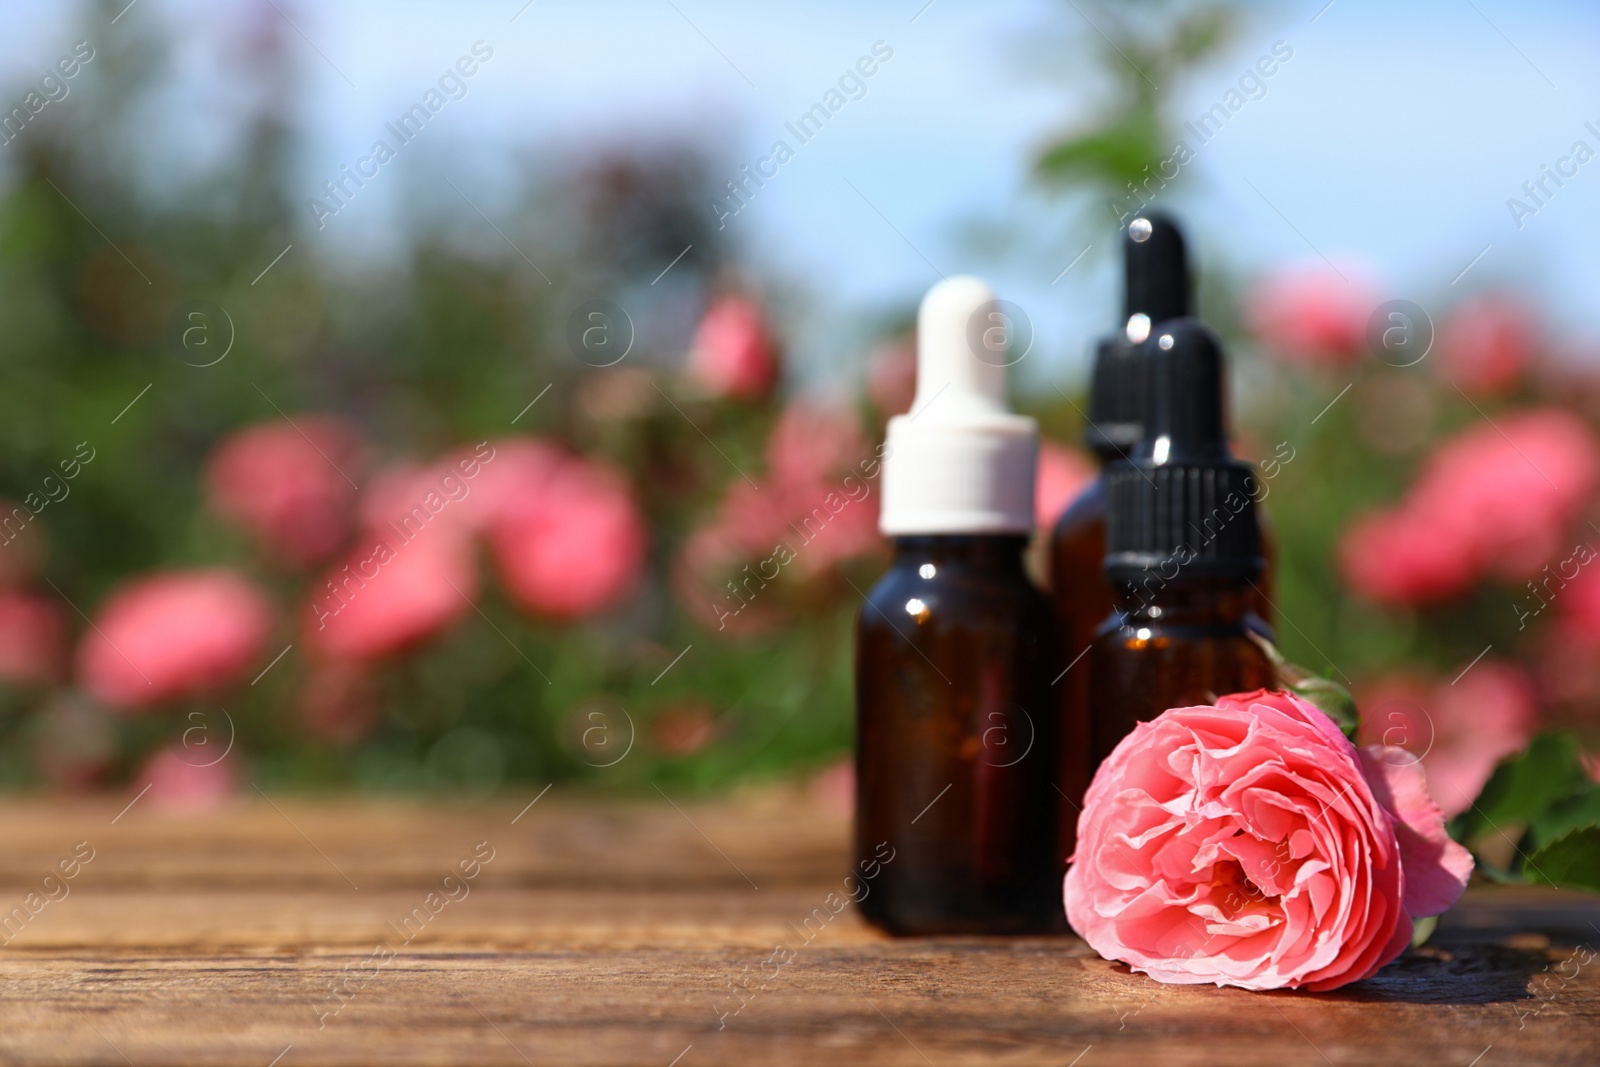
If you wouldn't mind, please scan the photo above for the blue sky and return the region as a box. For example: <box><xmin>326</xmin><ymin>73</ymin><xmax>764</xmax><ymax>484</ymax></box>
<box><xmin>6</xmin><ymin>0</ymin><xmax>1599</xmax><ymax>393</ymax></box>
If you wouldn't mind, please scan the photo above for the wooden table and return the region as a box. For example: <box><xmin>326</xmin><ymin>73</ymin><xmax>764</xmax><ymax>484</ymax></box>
<box><xmin>0</xmin><ymin>788</ymin><xmax>1595</xmax><ymax>1066</ymax></box>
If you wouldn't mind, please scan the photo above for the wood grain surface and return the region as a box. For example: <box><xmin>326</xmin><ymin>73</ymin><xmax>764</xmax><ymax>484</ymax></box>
<box><xmin>0</xmin><ymin>788</ymin><xmax>1595</xmax><ymax>1066</ymax></box>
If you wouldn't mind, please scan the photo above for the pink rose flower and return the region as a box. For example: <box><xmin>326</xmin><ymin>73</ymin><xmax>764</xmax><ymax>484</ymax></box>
<box><xmin>1434</xmin><ymin>295</ymin><xmax>1534</xmax><ymax>397</ymax></box>
<box><xmin>1413</xmin><ymin>410</ymin><xmax>1598</xmax><ymax>582</ymax></box>
<box><xmin>304</xmin><ymin>525</ymin><xmax>476</xmax><ymax>661</ymax></box>
<box><xmin>77</xmin><ymin>570</ymin><xmax>273</xmax><ymax>711</ymax></box>
<box><xmin>205</xmin><ymin>417</ymin><xmax>364</xmax><ymax>567</ymax></box>
<box><xmin>488</xmin><ymin>457</ymin><xmax>646</xmax><ymax>619</ymax></box>
<box><xmin>1066</xmin><ymin>690</ymin><xmax>1473</xmax><ymax>991</ymax></box>
<box><xmin>1036</xmin><ymin>442</ymin><xmax>1096</xmax><ymax>530</ymax></box>
<box><xmin>0</xmin><ymin>590</ymin><xmax>66</xmax><ymax>686</ymax></box>
<box><xmin>687</xmin><ymin>294</ymin><xmax>779</xmax><ymax>402</ymax></box>
<box><xmin>1246</xmin><ymin>265</ymin><xmax>1381</xmax><ymax>369</ymax></box>
<box><xmin>1337</xmin><ymin>509</ymin><xmax>1478</xmax><ymax>605</ymax></box>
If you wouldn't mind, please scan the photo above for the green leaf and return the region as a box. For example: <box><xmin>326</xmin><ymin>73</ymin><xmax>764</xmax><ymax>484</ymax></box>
<box><xmin>1525</xmin><ymin>826</ymin><xmax>1600</xmax><ymax>893</ymax></box>
<box><xmin>1528</xmin><ymin>785</ymin><xmax>1600</xmax><ymax>852</ymax></box>
<box><xmin>1165</xmin><ymin>7</ymin><xmax>1235</xmax><ymax>64</ymax></box>
<box><xmin>1452</xmin><ymin>733</ymin><xmax>1590</xmax><ymax>842</ymax></box>
<box><xmin>1035</xmin><ymin>108</ymin><xmax>1167</xmax><ymax>190</ymax></box>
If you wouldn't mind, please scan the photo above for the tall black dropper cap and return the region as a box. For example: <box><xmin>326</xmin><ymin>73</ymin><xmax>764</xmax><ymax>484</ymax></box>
<box><xmin>1104</xmin><ymin>318</ymin><xmax>1262</xmax><ymax>581</ymax></box>
<box><xmin>1084</xmin><ymin>212</ymin><xmax>1191</xmax><ymax>458</ymax></box>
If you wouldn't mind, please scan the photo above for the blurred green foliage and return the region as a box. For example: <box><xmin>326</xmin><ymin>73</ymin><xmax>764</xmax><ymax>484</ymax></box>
<box><xmin>0</xmin><ymin>1</ymin><xmax>875</xmax><ymax>795</ymax></box>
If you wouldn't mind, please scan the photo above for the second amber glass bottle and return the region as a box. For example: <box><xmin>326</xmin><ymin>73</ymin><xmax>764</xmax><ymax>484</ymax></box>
<box><xmin>1051</xmin><ymin>213</ymin><xmax>1187</xmax><ymax>866</ymax></box>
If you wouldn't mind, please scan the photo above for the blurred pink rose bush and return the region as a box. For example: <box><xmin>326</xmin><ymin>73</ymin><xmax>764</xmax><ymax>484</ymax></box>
<box><xmin>46</xmin><ymin>399</ymin><xmax>667</xmax><ymax>780</ymax></box>
<box><xmin>1356</xmin><ymin>660</ymin><xmax>1537</xmax><ymax>819</ymax></box>
<box><xmin>1066</xmin><ymin>690</ymin><xmax>1472</xmax><ymax>991</ymax></box>
<box><xmin>0</xmin><ymin>591</ymin><xmax>66</xmax><ymax>687</ymax></box>
<box><xmin>33</xmin><ymin>696</ymin><xmax>115</xmax><ymax>790</ymax></box>
<box><xmin>76</xmin><ymin>570</ymin><xmax>272</xmax><ymax>710</ymax></box>
<box><xmin>0</xmin><ymin>497</ymin><xmax>47</xmax><ymax>587</ymax></box>
<box><xmin>305</xmin><ymin>436</ymin><xmax>648</xmax><ymax>661</ymax></box>
<box><xmin>306</xmin><ymin>525</ymin><xmax>476</xmax><ymax>661</ymax></box>
<box><xmin>687</xmin><ymin>294</ymin><xmax>779</xmax><ymax>401</ymax></box>
<box><xmin>674</xmin><ymin>401</ymin><xmax>884</xmax><ymax>633</ymax></box>
<box><xmin>489</xmin><ymin>455</ymin><xmax>647</xmax><ymax>619</ymax></box>
<box><xmin>1036</xmin><ymin>441</ymin><xmax>1095</xmax><ymax>530</ymax></box>
<box><xmin>865</xmin><ymin>340</ymin><xmax>916</xmax><ymax>417</ymax></box>
<box><xmin>299</xmin><ymin>661</ymin><xmax>380</xmax><ymax>745</ymax></box>
<box><xmin>1551</xmin><ymin>562</ymin><xmax>1600</xmax><ymax>651</ymax></box>
<box><xmin>1433</xmin><ymin>294</ymin><xmax>1535</xmax><ymax>397</ymax></box>
<box><xmin>206</xmin><ymin>418</ymin><xmax>364</xmax><ymax>567</ymax></box>
<box><xmin>1246</xmin><ymin>264</ymin><xmax>1380</xmax><ymax>368</ymax></box>
<box><xmin>1339</xmin><ymin>409</ymin><xmax>1600</xmax><ymax>605</ymax></box>
<box><xmin>1236</xmin><ymin>263</ymin><xmax>1600</xmax><ymax>894</ymax></box>
<box><xmin>138</xmin><ymin>743</ymin><xmax>238</xmax><ymax>815</ymax></box>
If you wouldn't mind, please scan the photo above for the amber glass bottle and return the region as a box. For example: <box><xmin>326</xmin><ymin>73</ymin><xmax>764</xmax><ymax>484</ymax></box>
<box><xmin>855</xmin><ymin>535</ymin><xmax>1060</xmax><ymax>934</ymax></box>
<box><xmin>1050</xmin><ymin>213</ymin><xmax>1186</xmax><ymax>864</ymax></box>
<box><xmin>1088</xmin><ymin>318</ymin><xmax>1275</xmax><ymax>771</ymax></box>
<box><xmin>856</xmin><ymin>275</ymin><xmax>1060</xmax><ymax>935</ymax></box>
<box><xmin>1090</xmin><ymin>583</ymin><xmax>1275</xmax><ymax>763</ymax></box>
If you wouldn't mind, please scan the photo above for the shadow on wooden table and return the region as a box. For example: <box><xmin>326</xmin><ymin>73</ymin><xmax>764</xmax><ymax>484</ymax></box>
<box><xmin>1335</xmin><ymin>944</ymin><xmax>1550</xmax><ymax>1005</ymax></box>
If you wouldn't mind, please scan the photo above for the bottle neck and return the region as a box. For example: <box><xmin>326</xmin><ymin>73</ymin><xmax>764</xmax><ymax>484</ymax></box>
<box><xmin>892</xmin><ymin>534</ymin><xmax>1031</xmax><ymax>572</ymax></box>
<box><xmin>1083</xmin><ymin>426</ymin><xmax>1139</xmax><ymax>466</ymax></box>
<box><xmin>1109</xmin><ymin>576</ymin><xmax>1257</xmax><ymax>627</ymax></box>
<box><xmin>1089</xmin><ymin>442</ymin><xmax>1130</xmax><ymax>466</ymax></box>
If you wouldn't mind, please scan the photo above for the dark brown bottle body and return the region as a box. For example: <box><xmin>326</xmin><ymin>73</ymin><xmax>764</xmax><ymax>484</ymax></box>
<box><xmin>1051</xmin><ymin>476</ymin><xmax>1278</xmax><ymax>863</ymax></box>
<box><xmin>1047</xmin><ymin>471</ymin><xmax>1110</xmax><ymax>867</ymax></box>
<box><xmin>855</xmin><ymin>535</ymin><xmax>1062</xmax><ymax>935</ymax></box>
<box><xmin>1088</xmin><ymin>581</ymin><xmax>1275</xmax><ymax>770</ymax></box>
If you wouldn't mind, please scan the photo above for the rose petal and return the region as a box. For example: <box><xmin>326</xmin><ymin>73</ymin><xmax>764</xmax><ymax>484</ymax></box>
<box><xmin>1358</xmin><ymin>746</ymin><xmax>1474</xmax><ymax>918</ymax></box>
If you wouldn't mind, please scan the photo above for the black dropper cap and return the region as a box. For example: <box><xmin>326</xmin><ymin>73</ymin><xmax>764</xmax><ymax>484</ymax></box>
<box><xmin>1122</xmin><ymin>212</ymin><xmax>1190</xmax><ymax>327</ymax></box>
<box><xmin>1104</xmin><ymin>318</ymin><xmax>1262</xmax><ymax>581</ymax></box>
<box><xmin>1083</xmin><ymin>212</ymin><xmax>1191</xmax><ymax>458</ymax></box>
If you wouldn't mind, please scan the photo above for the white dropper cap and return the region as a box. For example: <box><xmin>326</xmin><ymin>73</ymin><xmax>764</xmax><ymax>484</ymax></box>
<box><xmin>879</xmin><ymin>276</ymin><xmax>1039</xmax><ymax>535</ymax></box>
